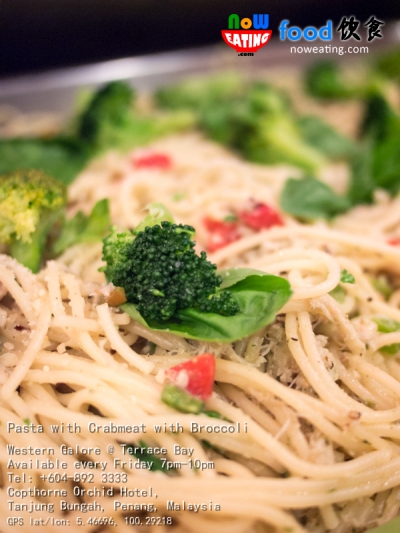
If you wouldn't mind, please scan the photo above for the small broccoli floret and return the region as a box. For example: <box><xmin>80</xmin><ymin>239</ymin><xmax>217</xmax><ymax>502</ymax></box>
<box><xmin>305</xmin><ymin>61</ymin><xmax>353</xmax><ymax>99</ymax></box>
<box><xmin>0</xmin><ymin>170</ymin><xmax>67</xmax><ymax>272</ymax></box>
<box><xmin>102</xmin><ymin>220</ymin><xmax>239</xmax><ymax>322</ymax></box>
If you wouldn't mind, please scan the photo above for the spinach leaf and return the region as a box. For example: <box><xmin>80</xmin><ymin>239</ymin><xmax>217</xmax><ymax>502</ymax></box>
<box><xmin>372</xmin><ymin>137</ymin><xmax>400</xmax><ymax>195</ymax></box>
<box><xmin>52</xmin><ymin>199</ymin><xmax>110</xmax><ymax>255</ymax></box>
<box><xmin>297</xmin><ymin>115</ymin><xmax>357</xmax><ymax>160</ymax></box>
<box><xmin>121</xmin><ymin>269</ymin><xmax>291</xmax><ymax>342</ymax></box>
<box><xmin>0</xmin><ymin>137</ymin><xmax>89</xmax><ymax>185</ymax></box>
<box><xmin>366</xmin><ymin>517</ymin><xmax>400</xmax><ymax>533</ymax></box>
<box><xmin>280</xmin><ymin>176</ymin><xmax>350</xmax><ymax>220</ymax></box>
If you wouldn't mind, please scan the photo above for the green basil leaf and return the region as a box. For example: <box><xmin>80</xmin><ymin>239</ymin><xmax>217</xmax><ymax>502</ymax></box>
<box><xmin>121</xmin><ymin>270</ymin><xmax>291</xmax><ymax>342</ymax></box>
<box><xmin>340</xmin><ymin>269</ymin><xmax>355</xmax><ymax>284</ymax></box>
<box><xmin>366</xmin><ymin>517</ymin><xmax>400</xmax><ymax>533</ymax></box>
<box><xmin>219</xmin><ymin>268</ymin><xmax>269</xmax><ymax>289</ymax></box>
<box><xmin>280</xmin><ymin>176</ymin><xmax>350</xmax><ymax>220</ymax></box>
<box><xmin>53</xmin><ymin>199</ymin><xmax>110</xmax><ymax>255</ymax></box>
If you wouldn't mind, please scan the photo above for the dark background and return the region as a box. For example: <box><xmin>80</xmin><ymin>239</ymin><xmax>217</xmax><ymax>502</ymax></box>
<box><xmin>0</xmin><ymin>0</ymin><xmax>398</xmax><ymax>77</ymax></box>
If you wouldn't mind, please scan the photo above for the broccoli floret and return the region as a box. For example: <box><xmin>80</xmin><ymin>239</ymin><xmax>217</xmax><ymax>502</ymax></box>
<box><xmin>78</xmin><ymin>81</ymin><xmax>133</xmax><ymax>148</ymax></box>
<box><xmin>375</xmin><ymin>46</ymin><xmax>400</xmax><ymax>83</ymax></box>
<box><xmin>155</xmin><ymin>72</ymin><xmax>245</xmax><ymax>111</ymax></box>
<box><xmin>102</xmin><ymin>220</ymin><xmax>239</xmax><ymax>322</ymax></box>
<box><xmin>157</xmin><ymin>76</ymin><xmax>326</xmax><ymax>171</ymax></box>
<box><xmin>0</xmin><ymin>170</ymin><xmax>67</xmax><ymax>272</ymax></box>
<box><xmin>305</xmin><ymin>60</ymin><xmax>386</xmax><ymax>100</ymax></box>
<box><xmin>305</xmin><ymin>61</ymin><xmax>354</xmax><ymax>99</ymax></box>
<box><xmin>361</xmin><ymin>94</ymin><xmax>400</xmax><ymax>142</ymax></box>
<box><xmin>77</xmin><ymin>81</ymin><xmax>195</xmax><ymax>154</ymax></box>
<box><xmin>202</xmin><ymin>82</ymin><xmax>325</xmax><ymax>171</ymax></box>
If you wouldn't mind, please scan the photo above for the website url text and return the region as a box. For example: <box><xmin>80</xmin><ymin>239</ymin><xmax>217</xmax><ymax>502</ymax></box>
<box><xmin>290</xmin><ymin>45</ymin><xmax>369</xmax><ymax>55</ymax></box>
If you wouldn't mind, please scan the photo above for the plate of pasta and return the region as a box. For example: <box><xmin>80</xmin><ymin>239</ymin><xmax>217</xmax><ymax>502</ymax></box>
<box><xmin>1</xmin><ymin>47</ymin><xmax>400</xmax><ymax>533</ymax></box>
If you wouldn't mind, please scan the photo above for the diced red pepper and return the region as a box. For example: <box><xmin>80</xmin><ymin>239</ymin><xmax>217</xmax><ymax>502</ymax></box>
<box><xmin>388</xmin><ymin>237</ymin><xmax>400</xmax><ymax>246</ymax></box>
<box><xmin>203</xmin><ymin>217</ymin><xmax>240</xmax><ymax>253</ymax></box>
<box><xmin>239</xmin><ymin>202</ymin><xmax>284</xmax><ymax>230</ymax></box>
<box><xmin>165</xmin><ymin>353</ymin><xmax>215</xmax><ymax>400</ymax></box>
<box><xmin>131</xmin><ymin>153</ymin><xmax>172</xmax><ymax>170</ymax></box>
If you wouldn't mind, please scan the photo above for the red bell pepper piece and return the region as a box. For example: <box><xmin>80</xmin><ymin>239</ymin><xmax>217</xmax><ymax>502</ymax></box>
<box><xmin>239</xmin><ymin>202</ymin><xmax>284</xmax><ymax>230</ymax></box>
<box><xmin>131</xmin><ymin>153</ymin><xmax>172</xmax><ymax>170</ymax></box>
<box><xmin>166</xmin><ymin>353</ymin><xmax>215</xmax><ymax>400</ymax></box>
<box><xmin>203</xmin><ymin>217</ymin><xmax>240</xmax><ymax>252</ymax></box>
<box><xmin>388</xmin><ymin>237</ymin><xmax>400</xmax><ymax>246</ymax></box>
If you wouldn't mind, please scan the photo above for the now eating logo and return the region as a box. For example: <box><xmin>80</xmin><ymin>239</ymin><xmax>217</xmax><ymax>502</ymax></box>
<box><xmin>221</xmin><ymin>14</ymin><xmax>272</xmax><ymax>54</ymax></box>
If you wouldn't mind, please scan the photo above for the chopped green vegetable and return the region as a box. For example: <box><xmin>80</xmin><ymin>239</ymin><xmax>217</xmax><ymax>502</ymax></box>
<box><xmin>370</xmin><ymin>276</ymin><xmax>392</xmax><ymax>300</ymax></box>
<box><xmin>52</xmin><ymin>199</ymin><xmax>110</xmax><ymax>255</ymax></box>
<box><xmin>203</xmin><ymin>410</ymin><xmax>230</xmax><ymax>421</ymax></box>
<box><xmin>124</xmin><ymin>440</ymin><xmax>170</xmax><ymax>474</ymax></box>
<box><xmin>0</xmin><ymin>137</ymin><xmax>89</xmax><ymax>186</ymax></box>
<box><xmin>0</xmin><ymin>170</ymin><xmax>67</xmax><ymax>272</ymax></box>
<box><xmin>23</xmin><ymin>418</ymin><xmax>31</xmax><ymax>426</ymax></box>
<box><xmin>329</xmin><ymin>270</ymin><xmax>354</xmax><ymax>301</ymax></box>
<box><xmin>329</xmin><ymin>284</ymin><xmax>346</xmax><ymax>303</ymax></box>
<box><xmin>172</xmin><ymin>192</ymin><xmax>186</xmax><ymax>202</ymax></box>
<box><xmin>162</xmin><ymin>384</ymin><xmax>204</xmax><ymax>414</ymax></box>
<box><xmin>372</xmin><ymin>316</ymin><xmax>400</xmax><ymax>355</ymax></box>
<box><xmin>280</xmin><ymin>176</ymin><xmax>350</xmax><ymax>220</ymax></box>
<box><xmin>223</xmin><ymin>214</ymin><xmax>238</xmax><ymax>222</ymax></box>
<box><xmin>340</xmin><ymin>270</ymin><xmax>355</xmax><ymax>284</ymax></box>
